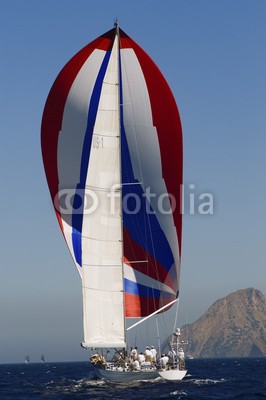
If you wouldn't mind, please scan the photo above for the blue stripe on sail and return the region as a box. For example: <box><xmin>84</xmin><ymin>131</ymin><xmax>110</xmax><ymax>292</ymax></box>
<box><xmin>72</xmin><ymin>50</ymin><xmax>111</xmax><ymax>266</ymax></box>
<box><xmin>120</xmin><ymin>127</ymin><xmax>175</xmax><ymax>274</ymax></box>
<box><xmin>124</xmin><ymin>278</ymin><xmax>174</xmax><ymax>299</ymax></box>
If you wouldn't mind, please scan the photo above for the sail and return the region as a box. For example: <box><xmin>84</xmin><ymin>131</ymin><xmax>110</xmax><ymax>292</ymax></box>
<box><xmin>41</xmin><ymin>26</ymin><xmax>182</xmax><ymax>347</ymax></box>
<box><xmin>119</xmin><ymin>30</ymin><xmax>183</xmax><ymax>318</ymax></box>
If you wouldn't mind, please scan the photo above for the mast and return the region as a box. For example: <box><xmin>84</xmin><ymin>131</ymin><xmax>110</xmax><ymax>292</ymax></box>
<box><xmin>115</xmin><ymin>19</ymin><xmax>127</xmax><ymax>348</ymax></box>
<box><xmin>114</xmin><ymin>18</ymin><xmax>119</xmax><ymax>33</ymax></box>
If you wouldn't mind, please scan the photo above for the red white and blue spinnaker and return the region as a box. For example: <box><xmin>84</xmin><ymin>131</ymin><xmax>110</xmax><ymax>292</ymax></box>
<box><xmin>41</xmin><ymin>26</ymin><xmax>183</xmax><ymax>350</ymax></box>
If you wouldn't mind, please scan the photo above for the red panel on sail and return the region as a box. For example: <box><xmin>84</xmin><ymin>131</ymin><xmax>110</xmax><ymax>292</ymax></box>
<box><xmin>41</xmin><ymin>29</ymin><xmax>115</xmax><ymax>231</ymax></box>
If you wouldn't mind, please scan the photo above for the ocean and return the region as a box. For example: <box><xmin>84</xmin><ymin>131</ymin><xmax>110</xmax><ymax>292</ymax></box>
<box><xmin>0</xmin><ymin>358</ymin><xmax>265</xmax><ymax>399</ymax></box>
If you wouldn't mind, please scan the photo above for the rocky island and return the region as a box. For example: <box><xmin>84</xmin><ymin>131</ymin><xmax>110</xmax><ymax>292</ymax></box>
<box><xmin>181</xmin><ymin>288</ymin><xmax>266</xmax><ymax>358</ymax></box>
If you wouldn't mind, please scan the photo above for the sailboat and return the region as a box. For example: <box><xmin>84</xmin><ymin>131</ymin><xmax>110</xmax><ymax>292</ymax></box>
<box><xmin>25</xmin><ymin>354</ymin><xmax>30</xmax><ymax>364</ymax></box>
<box><xmin>41</xmin><ymin>354</ymin><xmax>45</xmax><ymax>363</ymax></box>
<box><xmin>41</xmin><ymin>22</ymin><xmax>186</xmax><ymax>381</ymax></box>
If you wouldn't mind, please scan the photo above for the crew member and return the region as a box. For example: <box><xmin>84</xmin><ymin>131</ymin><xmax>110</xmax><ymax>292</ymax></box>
<box><xmin>159</xmin><ymin>353</ymin><xmax>169</xmax><ymax>368</ymax></box>
<box><xmin>150</xmin><ymin>346</ymin><xmax>157</xmax><ymax>362</ymax></box>
<box><xmin>144</xmin><ymin>346</ymin><xmax>152</xmax><ymax>362</ymax></box>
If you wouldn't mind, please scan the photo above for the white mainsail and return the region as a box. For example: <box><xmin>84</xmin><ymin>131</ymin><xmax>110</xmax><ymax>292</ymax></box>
<box><xmin>81</xmin><ymin>34</ymin><xmax>125</xmax><ymax>348</ymax></box>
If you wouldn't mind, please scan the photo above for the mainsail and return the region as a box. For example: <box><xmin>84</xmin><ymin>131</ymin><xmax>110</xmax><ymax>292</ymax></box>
<box><xmin>41</xmin><ymin>25</ymin><xmax>182</xmax><ymax>349</ymax></box>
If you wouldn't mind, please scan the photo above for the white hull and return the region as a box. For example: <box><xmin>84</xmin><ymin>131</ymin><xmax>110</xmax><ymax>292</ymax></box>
<box><xmin>158</xmin><ymin>369</ymin><xmax>187</xmax><ymax>381</ymax></box>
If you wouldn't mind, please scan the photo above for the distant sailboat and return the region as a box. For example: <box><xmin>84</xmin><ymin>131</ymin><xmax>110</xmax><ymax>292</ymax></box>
<box><xmin>41</xmin><ymin>354</ymin><xmax>45</xmax><ymax>363</ymax></box>
<box><xmin>25</xmin><ymin>354</ymin><xmax>30</xmax><ymax>364</ymax></box>
<box><xmin>41</xmin><ymin>21</ymin><xmax>186</xmax><ymax>381</ymax></box>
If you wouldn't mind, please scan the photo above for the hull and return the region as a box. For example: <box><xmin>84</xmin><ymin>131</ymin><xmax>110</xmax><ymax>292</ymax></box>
<box><xmin>92</xmin><ymin>363</ymin><xmax>187</xmax><ymax>382</ymax></box>
<box><xmin>93</xmin><ymin>364</ymin><xmax>158</xmax><ymax>382</ymax></box>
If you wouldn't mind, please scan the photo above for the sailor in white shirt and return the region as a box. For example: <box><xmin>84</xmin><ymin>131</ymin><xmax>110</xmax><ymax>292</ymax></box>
<box><xmin>137</xmin><ymin>352</ymin><xmax>145</xmax><ymax>364</ymax></box>
<box><xmin>130</xmin><ymin>346</ymin><xmax>138</xmax><ymax>361</ymax></box>
<box><xmin>168</xmin><ymin>348</ymin><xmax>177</xmax><ymax>363</ymax></box>
<box><xmin>178</xmin><ymin>347</ymin><xmax>185</xmax><ymax>369</ymax></box>
<box><xmin>132</xmin><ymin>359</ymin><xmax>140</xmax><ymax>370</ymax></box>
<box><xmin>178</xmin><ymin>348</ymin><xmax>185</xmax><ymax>360</ymax></box>
<box><xmin>150</xmin><ymin>346</ymin><xmax>157</xmax><ymax>362</ymax></box>
<box><xmin>144</xmin><ymin>346</ymin><xmax>152</xmax><ymax>362</ymax></box>
<box><xmin>159</xmin><ymin>354</ymin><xmax>169</xmax><ymax>368</ymax></box>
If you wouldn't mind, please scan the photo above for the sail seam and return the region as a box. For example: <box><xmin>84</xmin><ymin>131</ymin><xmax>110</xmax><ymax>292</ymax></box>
<box><xmin>82</xmin><ymin>235</ymin><xmax>121</xmax><ymax>242</ymax></box>
<box><xmin>122</xmin><ymin>182</ymin><xmax>143</xmax><ymax>186</ymax></box>
<box><xmin>98</xmin><ymin>108</ymin><xmax>119</xmax><ymax>111</ymax></box>
<box><xmin>84</xmin><ymin>184</ymin><xmax>116</xmax><ymax>192</ymax></box>
<box><xmin>91</xmin><ymin>132</ymin><xmax>119</xmax><ymax>138</ymax></box>
<box><xmin>83</xmin><ymin>264</ymin><xmax>121</xmax><ymax>267</ymax></box>
<box><xmin>125</xmin><ymin>260</ymin><xmax>148</xmax><ymax>264</ymax></box>
<box><xmin>82</xmin><ymin>285</ymin><xmax>123</xmax><ymax>293</ymax></box>
<box><xmin>102</xmin><ymin>81</ymin><xmax>118</xmax><ymax>85</ymax></box>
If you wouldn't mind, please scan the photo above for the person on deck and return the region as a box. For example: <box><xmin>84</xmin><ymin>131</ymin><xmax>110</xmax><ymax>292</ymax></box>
<box><xmin>168</xmin><ymin>348</ymin><xmax>177</xmax><ymax>364</ymax></box>
<box><xmin>150</xmin><ymin>346</ymin><xmax>157</xmax><ymax>362</ymax></box>
<box><xmin>178</xmin><ymin>347</ymin><xmax>185</xmax><ymax>370</ymax></box>
<box><xmin>130</xmin><ymin>346</ymin><xmax>138</xmax><ymax>361</ymax></box>
<box><xmin>144</xmin><ymin>346</ymin><xmax>152</xmax><ymax>362</ymax></box>
<box><xmin>159</xmin><ymin>354</ymin><xmax>169</xmax><ymax>368</ymax></box>
<box><xmin>178</xmin><ymin>348</ymin><xmax>185</xmax><ymax>359</ymax></box>
<box><xmin>138</xmin><ymin>352</ymin><xmax>145</xmax><ymax>365</ymax></box>
<box><xmin>132</xmin><ymin>359</ymin><xmax>140</xmax><ymax>370</ymax></box>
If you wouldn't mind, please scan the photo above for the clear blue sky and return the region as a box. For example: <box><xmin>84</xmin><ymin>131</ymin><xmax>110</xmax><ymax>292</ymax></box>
<box><xmin>1</xmin><ymin>0</ymin><xmax>265</xmax><ymax>363</ymax></box>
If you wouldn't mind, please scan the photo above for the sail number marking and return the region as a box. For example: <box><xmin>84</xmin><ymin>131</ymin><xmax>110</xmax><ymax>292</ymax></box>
<box><xmin>93</xmin><ymin>135</ymin><xmax>104</xmax><ymax>149</ymax></box>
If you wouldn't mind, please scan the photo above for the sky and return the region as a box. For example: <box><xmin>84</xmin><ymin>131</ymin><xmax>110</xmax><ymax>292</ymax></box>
<box><xmin>0</xmin><ymin>0</ymin><xmax>265</xmax><ymax>363</ymax></box>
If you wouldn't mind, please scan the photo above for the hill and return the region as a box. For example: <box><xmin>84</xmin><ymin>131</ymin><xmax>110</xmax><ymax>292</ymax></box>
<box><xmin>181</xmin><ymin>288</ymin><xmax>266</xmax><ymax>358</ymax></box>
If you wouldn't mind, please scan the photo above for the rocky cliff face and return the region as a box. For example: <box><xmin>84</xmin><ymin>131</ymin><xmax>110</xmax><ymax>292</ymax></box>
<box><xmin>181</xmin><ymin>288</ymin><xmax>266</xmax><ymax>358</ymax></box>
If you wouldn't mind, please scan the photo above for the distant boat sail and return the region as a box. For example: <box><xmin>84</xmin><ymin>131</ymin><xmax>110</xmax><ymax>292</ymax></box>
<box><xmin>41</xmin><ymin>22</ymin><xmax>186</xmax><ymax>381</ymax></box>
<box><xmin>25</xmin><ymin>354</ymin><xmax>30</xmax><ymax>364</ymax></box>
<box><xmin>41</xmin><ymin>354</ymin><xmax>45</xmax><ymax>363</ymax></box>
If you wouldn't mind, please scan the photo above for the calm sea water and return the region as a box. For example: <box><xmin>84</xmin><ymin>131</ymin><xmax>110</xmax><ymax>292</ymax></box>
<box><xmin>0</xmin><ymin>358</ymin><xmax>265</xmax><ymax>400</ymax></box>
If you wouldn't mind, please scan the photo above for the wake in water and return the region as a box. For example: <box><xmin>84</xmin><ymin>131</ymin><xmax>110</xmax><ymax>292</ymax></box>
<box><xmin>188</xmin><ymin>377</ymin><xmax>227</xmax><ymax>385</ymax></box>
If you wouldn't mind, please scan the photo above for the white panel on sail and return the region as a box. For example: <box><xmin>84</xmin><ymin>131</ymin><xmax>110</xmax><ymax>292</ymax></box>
<box><xmin>81</xmin><ymin>35</ymin><xmax>126</xmax><ymax>348</ymax></box>
<box><xmin>57</xmin><ymin>50</ymin><xmax>106</xmax><ymax>276</ymax></box>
